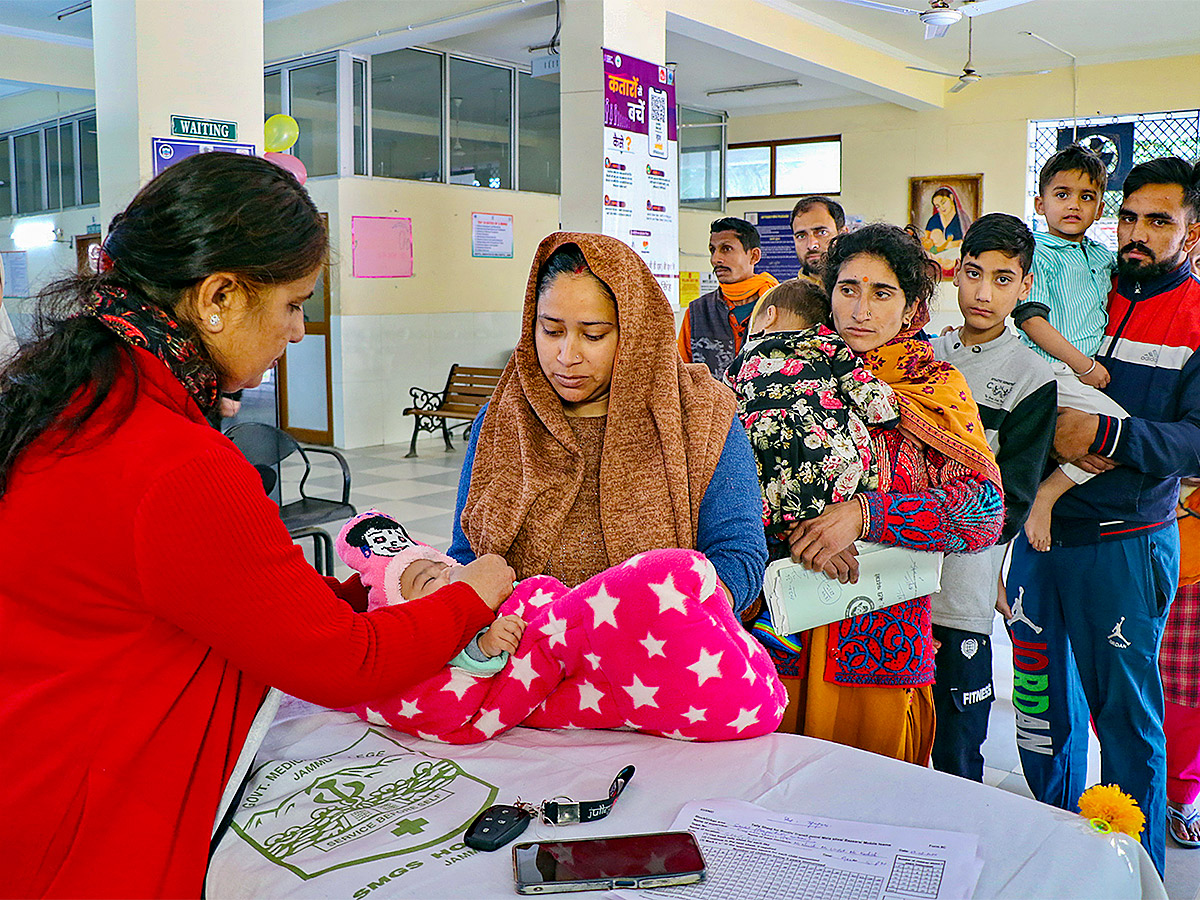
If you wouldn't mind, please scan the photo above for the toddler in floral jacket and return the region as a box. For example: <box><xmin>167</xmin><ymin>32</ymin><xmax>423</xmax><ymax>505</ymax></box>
<box><xmin>724</xmin><ymin>277</ymin><xmax>900</xmax><ymax>560</ymax></box>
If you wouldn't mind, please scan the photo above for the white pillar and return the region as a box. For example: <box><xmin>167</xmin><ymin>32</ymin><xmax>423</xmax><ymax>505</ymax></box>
<box><xmin>92</xmin><ymin>0</ymin><xmax>265</xmax><ymax>229</ymax></box>
<box><xmin>558</xmin><ymin>0</ymin><xmax>666</xmax><ymax>232</ymax></box>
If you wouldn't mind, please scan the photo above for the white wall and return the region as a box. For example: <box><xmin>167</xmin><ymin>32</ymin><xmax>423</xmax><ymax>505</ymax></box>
<box><xmin>0</xmin><ymin>207</ymin><xmax>103</xmax><ymax>338</ymax></box>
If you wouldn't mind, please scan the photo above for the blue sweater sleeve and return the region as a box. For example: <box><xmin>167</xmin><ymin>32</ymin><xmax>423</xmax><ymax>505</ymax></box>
<box><xmin>698</xmin><ymin>421</ymin><xmax>768</xmax><ymax>615</ymax></box>
<box><xmin>449</xmin><ymin>408</ymin><xmax>767</xmax><ymax>612</ymax></box>
<box><xmin>447</xmin><ymin>408</ymin><xmax>486</xmax><ymax>564</ymax></box>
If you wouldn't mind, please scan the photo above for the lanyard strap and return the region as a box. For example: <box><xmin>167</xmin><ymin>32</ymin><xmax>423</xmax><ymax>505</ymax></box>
<box><xmin>540</xmin><ymin>765</ymin><xmax>635</xmax><ymax>825</ymax></box>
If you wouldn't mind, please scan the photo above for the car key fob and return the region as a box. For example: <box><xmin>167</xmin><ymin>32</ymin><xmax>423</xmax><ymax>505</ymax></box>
<box><xmin>464</xmin><ymin>804</ymin><xmax>533</xmax><ymax>852</ymax></box>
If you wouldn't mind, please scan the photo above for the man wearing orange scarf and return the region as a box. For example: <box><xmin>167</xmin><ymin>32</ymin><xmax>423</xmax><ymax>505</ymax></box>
<box><xmin>678</xmin><ymin>217</ymin><xmax>779</xmax><ymax>377</ymax></box>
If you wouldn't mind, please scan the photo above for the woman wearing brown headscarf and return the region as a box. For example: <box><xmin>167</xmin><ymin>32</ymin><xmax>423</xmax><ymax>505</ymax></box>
<box><xmin>448</xmin><ymin>232</ymin><xmax>767</xmax><ymax>612</ymax></box>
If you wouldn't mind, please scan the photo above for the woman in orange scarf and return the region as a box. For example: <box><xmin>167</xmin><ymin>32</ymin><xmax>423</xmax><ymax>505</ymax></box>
<box><xmin>774</xmin><ymin>224</ymin><xmax>1004</xmax><ymax>764</ymax></box>
<box><xmin>448</xmin><ymin>232</ymin><xmax>767</xmax><ymax>613</ymax></box>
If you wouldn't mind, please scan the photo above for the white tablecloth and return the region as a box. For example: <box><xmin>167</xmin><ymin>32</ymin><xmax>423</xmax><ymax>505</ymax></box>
<box><xmin>206</xmin><ymin>698</ymin><xmax>1165</xmax><ymax>899</ymax></box>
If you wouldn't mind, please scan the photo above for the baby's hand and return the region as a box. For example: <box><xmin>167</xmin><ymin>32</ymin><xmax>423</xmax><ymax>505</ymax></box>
<box><xmin>479</xmin><ymin>614</ymin><xmax>526</xmax><ymax>658</ymax></box>
<box><xmin>1079</xmin><ymin>360</ymin><xmax>1110</xmax><ymax>388</ymax></box>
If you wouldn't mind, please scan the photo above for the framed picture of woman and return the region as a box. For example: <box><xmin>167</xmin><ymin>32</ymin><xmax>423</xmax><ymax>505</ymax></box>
<box><xmin>909</xmin><ymin>174</ymin><xmax>983</xmax><ymax>279</ymax></box>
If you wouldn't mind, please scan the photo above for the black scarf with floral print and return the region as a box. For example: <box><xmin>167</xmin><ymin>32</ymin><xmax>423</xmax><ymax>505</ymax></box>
<box><xmin>83</xmin><ymin>284</ymin><xmax>220</xmax><ymax>414</ymax></box>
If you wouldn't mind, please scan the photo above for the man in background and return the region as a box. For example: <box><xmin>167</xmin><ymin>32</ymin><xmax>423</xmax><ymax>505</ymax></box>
<box><xmin>678</xmin><ymin>217</ymin><xmax>778</xmax><ymax>377</ymax></box>
<box><xmin>791</xmin><ymin>196</ymin><xmax>846</xmax><ymax>277</ymax></box>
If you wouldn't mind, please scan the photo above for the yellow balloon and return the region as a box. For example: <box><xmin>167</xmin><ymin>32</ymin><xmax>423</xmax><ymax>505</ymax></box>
<box><xmin>264</xmin><ymin>114</ymin><xmax>300</xmax><ymax>153</ymax></box>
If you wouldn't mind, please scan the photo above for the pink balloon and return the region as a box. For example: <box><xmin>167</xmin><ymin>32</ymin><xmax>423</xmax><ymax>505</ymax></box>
<box><xmin>263</xmin><ymin>151</ymin><xmax>307</xmax><ymax>185</ymax></box>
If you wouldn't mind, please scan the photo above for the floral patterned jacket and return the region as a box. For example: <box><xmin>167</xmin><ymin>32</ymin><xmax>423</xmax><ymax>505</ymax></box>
<box><xmin>725</xmin><ymin>325</ymin><xmax>901</xmax><ymax>536</ymax></box>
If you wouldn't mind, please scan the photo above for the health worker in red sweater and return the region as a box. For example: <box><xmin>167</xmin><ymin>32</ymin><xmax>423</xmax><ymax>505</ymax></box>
<box><xmin>0</xmin><ymin>151</ymin><xmax>515</xmax><ymax>898</ymax></box>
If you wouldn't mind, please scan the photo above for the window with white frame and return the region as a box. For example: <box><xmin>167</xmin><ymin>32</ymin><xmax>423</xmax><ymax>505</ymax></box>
<box><xmin>0</xmin><ymin>113</ymin><xmax>99</xmax><ymax>215</ymax></box>
<box><xmin>369</xmin><ymin>48</ymin><xmax>443</xmax><ymax>182</ymax></box>
<box><xmin>679</xmin><ymin>106</ymin><xmax>725</xmax><ymax>211</ymax></box>
<box><xmin>518</xmin><ymin>71</ymin><xmax>559</xmax><ymax>195</ymax></box>
<box><xmin>268</xmin><ymin>46</ymin><xmax>560</xmax><ymax>193</ymax></box>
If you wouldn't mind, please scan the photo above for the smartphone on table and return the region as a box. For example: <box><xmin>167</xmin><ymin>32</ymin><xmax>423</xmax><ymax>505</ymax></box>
<box><xmin>512</xmin><ymin>830</ymin><xmax>705</xmax><ymax>894</ymax></box>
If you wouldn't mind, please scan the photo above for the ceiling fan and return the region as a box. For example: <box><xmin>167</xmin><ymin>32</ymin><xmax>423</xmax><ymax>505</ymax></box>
<box><xmin>906</xmin><ymin>17</ymin><xmax>1049</xmax><ymax>91</ymax></box>
<box><xmin>824</xmin><ymin>0</ymin><xmax>1036</xmax><ymax>39</ymax></box>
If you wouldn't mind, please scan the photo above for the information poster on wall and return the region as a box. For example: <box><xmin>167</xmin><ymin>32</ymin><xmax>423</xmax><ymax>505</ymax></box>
<box><xmin>151</xmin><ymin>137</ymin><xmax>255</xmax><ymax>176</ymax></box>
<box><xmin>1</xmin><ymin>250</ymin><xmax>30</xmax><ymax>297</ymax></box>
<box><xmin>471</xmin><ymin>212</ymin><xmax>514</xmax><ymax>258</ymax></box>
<box><xmin>745</xmin><ymin>210</ymin><xmax>800</xmax><ymax>282</ymax></box>
<box><xmin>602</xmin><ymin>48</ymin><xmax>679</xmax><ymax>306</ymax></box>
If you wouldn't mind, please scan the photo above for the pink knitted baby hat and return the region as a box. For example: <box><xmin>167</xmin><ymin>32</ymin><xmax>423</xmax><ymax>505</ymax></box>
<box><xmin>376</xmin><ymin>543</ymin><xmax>458</xmax><ymax>610</ymax></box>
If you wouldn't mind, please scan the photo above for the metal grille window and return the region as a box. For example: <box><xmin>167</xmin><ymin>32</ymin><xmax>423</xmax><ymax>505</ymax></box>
<box><xmin>1028</xmin><ymin>109</ymin><xmax>1200</xmax><ymax>248</ymax></box>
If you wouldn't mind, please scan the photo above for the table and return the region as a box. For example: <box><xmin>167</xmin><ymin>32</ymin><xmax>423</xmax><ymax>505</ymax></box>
<box><xmin>206</xmin><ymin>697</ymin><xmax>1166</xmax><ymax>899</ymax></box>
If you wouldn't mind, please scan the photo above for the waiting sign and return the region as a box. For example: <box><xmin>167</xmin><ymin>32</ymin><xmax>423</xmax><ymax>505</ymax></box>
<box><xmin>171</xmin><ymin>115</ymin><xmax>238</xmax><ymax>142</ymax></box>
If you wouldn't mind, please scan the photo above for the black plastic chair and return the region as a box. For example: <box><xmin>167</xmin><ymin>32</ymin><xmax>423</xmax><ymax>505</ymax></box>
<box><xmin>225</xmin><ymin>423</ymin><xmax>356</xmax><ymax>575</ymax></box>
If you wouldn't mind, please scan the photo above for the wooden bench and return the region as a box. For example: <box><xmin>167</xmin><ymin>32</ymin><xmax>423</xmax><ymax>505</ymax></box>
<box><xmin>403</xmin><ymin>364</ymin><xmax>503</xmax><ymax>457</ymax></box>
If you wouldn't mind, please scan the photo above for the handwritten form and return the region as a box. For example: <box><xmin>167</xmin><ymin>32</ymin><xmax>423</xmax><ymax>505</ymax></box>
<box><xmin>616</xmin><ymin>799</ymin><xmax>982</xmax><ymax>900</ymax></box>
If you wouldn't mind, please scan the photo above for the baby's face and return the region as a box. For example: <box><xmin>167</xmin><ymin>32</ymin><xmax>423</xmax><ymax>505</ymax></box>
<box><xmin>401</xmin><ymin>559</ymin><xmax>454</xmax><ymax>600</ymax></box>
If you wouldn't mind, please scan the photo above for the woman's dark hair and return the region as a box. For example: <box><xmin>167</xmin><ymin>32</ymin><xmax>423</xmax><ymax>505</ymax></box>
<box><xmin>932</xmin><ymin>187</ymin><xmax>954</xmax><ymax>202</ymax></box>
<box><xmin>535</xmin><ymin>242</ymin><xmax>616</xmax><ymax>305</ymax></box>
<box><xmin>0</xmin><ymin>151</ymin><xmax>327</xmax><ymax>495</ymax></box>
<box><xmin>821</xmin><ymin>223</ymin><xmax>940</xmax><ymax>311</ymax></box>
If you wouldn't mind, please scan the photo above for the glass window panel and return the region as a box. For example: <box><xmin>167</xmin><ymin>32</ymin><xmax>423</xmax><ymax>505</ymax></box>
<box><xmin>353</xmin><ymin>59</ymin><xmax>366</xmax><ymax>176</ymax></box>
<box><xmin>58</xmin><ymin>122</ymin><xmax>76</xmax><ymax>208</ymax></box>
<box><xmin>776</xmin><ymin>139</ymin><xmax>841</xmax><ymax>195</ymax></box>
<box><xmin>449</xmin><ymin>58</ymin><xmax>511</xmax><ymax>190</ymax></box>
<box><xmin>305</xmin><ymin>263</ymin><xmax>328</xmax><ymax>323</ymax></box>
<box><xmin>726</xmin><ymin>145</ymin><xmax>770</xmax><ymax>198</ymax></box>
<box><xmin>79</xmin><ymin>116</ymin><xmax>98</xmax><ymax>205</ymax></box>
<box><xmin>679</xmin><ymin>107</ymin><xmax>723</xmax><ymax>209</ymax></box>
<box><xmin>45</xmin><ymin>127</ymin><xmax>60</xmax><ymax>209</ymax></box>
<box><xmin>264</xmin><ymin>71</ymin><xmax>282</xmax><ymax>119</ymax></box>
<box><xmin>0</xmin><ymin>139</ymin><xmax>11</xmax><ymax>217</ymax></box>
<box><xmin>518</xmin><ymin>72</ymin><xmax>558</xmax><ymax>194</ymax></box>
<box><xmin>288</xmin><ymin>60</ymin><xmax>337</xmax><ymax>177</ymax></box>
<box><xmin>14</xmin><ymin>131</ymin><xmax>44</xmax><ymax>213</ymax></box>
<box><xmin>371</xmin><ymin>48</ymin><xmax>442</xmax><ymax>182</ymax></box>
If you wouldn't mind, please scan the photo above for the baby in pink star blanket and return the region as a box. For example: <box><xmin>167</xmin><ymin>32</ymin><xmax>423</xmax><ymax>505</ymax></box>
<box><xmin>335</xmin><ymin>510</ymin><xmax>786</xmax><ymax>743</ymax></box>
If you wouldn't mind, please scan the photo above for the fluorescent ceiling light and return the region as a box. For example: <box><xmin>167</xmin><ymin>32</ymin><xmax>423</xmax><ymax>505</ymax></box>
<box><xmin>706</xmin><ymin>79</ymin><xmax>801</xmax><ymax>97</ymax></box>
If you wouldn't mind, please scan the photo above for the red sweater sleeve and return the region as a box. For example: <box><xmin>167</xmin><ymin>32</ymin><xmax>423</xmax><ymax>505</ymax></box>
<box><xmin>325</xmin><ymin>573</ymin><xmax>369</xmax><ymax>611</ymax></box>
<box><xmin>132</xmin><ymin>446</ymin><xmax>495</xmax><ymax>708</ymax></box>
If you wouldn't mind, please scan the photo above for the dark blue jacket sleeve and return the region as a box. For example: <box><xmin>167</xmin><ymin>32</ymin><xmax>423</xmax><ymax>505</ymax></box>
<box><xmin>698</xmin><ymin>421</ymin><xmax>768</xmax><ymax>615</ymax></box>
<box><xmin>1094</xmin><ymin>354</ymin><xmax>1200</xmax><ymax>478</ymax></box>
<box><xmin>447</xmin><ymin>408</ymin><xmax>485</xmax><ymax>564</ymax></box>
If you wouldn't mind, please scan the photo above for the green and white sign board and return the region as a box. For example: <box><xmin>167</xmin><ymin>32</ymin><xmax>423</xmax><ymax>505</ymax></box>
<box><xmin>171</xmin><ymin>115</ymin><xmax>238</xmax><ymax>142</ymax></box>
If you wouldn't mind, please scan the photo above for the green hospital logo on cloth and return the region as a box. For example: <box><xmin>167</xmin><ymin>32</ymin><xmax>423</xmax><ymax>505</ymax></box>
<box><xmin>230</xmin><ymin>728</ymin><xmax>497</xmax><ymax>880</ymax></box>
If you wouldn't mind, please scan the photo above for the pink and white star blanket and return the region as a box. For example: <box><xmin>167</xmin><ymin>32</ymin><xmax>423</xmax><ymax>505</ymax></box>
<box><xmin>346</xmin><ymin>548</ymin><xmax>786</xmax><ymax>743</ymax></box>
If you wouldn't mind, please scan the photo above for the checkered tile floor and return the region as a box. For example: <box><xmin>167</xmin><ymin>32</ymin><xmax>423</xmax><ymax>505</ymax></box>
<box><xmin>285</xmin><ymin>435</ymin><xmax>1199</xmax><ymax>898</ymax></box>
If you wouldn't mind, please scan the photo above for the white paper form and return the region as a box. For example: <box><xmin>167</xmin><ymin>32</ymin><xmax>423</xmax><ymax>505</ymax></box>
<box><xmin>615</xmin><ymin>799</ymin><xmax>982</xmax><ymax>900</ymax></box>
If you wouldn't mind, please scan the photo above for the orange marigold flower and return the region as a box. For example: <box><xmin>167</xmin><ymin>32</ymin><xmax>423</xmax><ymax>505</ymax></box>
<box><xmin>1078</xmin><ymin>784</ymin><xmax>1145</xmax><ymax>840</ymax></box>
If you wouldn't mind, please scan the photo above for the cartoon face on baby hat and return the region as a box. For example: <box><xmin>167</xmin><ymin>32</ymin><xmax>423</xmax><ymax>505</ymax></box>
<box><xmin>340</xmin><ymin>510</ymin><xmax>416</xmax><ymax>558</ymax></box>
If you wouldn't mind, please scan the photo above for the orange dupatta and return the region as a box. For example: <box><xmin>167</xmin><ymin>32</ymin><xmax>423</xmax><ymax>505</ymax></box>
<box><xmin>860</xmin><ymin>300</ymin><xmax>1002</xmax><ymax>490</ymax></box>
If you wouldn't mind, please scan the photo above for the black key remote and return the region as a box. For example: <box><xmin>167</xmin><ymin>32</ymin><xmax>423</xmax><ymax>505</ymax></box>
<box><xmin>464</xmin><ymin>804</ymin><xmax>532</xmax><ymax>851</ymax></box>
